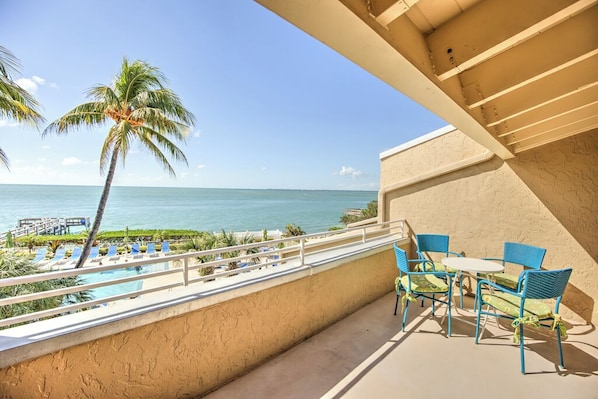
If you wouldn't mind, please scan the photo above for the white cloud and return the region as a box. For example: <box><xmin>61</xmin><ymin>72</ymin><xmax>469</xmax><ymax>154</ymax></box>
<box><xmin>15</xmin><ymin>77</ymin><xmax>40</xmax><ymax>93</ymax></box>
<box><xmin>193</xmin><ymin>130</ymin><xmax>202</xmax><ymax>138</ymax></box>
<box><xmin>62</xmin><ymin>157</ymin><xmax>83</xmax><ymax>166</ymax></box>
<box><xmin>338</xmin><ymin>166</ymin><xmax>363</xmax><ymax>178</ymax></box>
<box><xmin>197</xmin><ymin>164</ymin><xmax>205</xmax><ymax>169</ymax></box>
<box><xmin>15</xmin><ymin>75</ymin><xmax>56</xmax><ymax>94</ymax></box>
<box><xmin>0</xmin><ymin>120</ymin><xmax>20</xmax><ymax>127</ymax></box>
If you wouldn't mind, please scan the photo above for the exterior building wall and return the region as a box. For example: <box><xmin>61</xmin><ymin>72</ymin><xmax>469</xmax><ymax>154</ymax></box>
<box><xmin>0</xmin><ymin>244</ymin><xmax>403</xmax><ymax>398</ymax></box>
<box><xmin>381</xmin><ymin>128</ymin><xmax>598</xmax><ymax>324</ymax></box>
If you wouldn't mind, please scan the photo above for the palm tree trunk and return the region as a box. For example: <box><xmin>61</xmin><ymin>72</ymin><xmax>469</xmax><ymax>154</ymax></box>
<box><xmin>75</xmin><ymin>150</ymin><xmax>119</xmax><ymax>268</ymax></box>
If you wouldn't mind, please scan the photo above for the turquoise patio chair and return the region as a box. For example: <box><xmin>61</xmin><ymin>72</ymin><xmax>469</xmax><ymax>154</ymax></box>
<box><xmin>481</xmin><ymin>242</ymin><xmax>546</xmax><ymax>290</ymax></box>
<box><xmin>415</xmin><ymin>234</ymin><xmax>464</xmax><ymax>307</ymax></box>
<box><xmin>475</xmin><ymin>268</ymin><xmax>572</xmax><ymax>374</ymax></box>
<box><xmin>394</xmin><ymin>244</ymin><xmax>453</xmax><ymax>337</ymax></box>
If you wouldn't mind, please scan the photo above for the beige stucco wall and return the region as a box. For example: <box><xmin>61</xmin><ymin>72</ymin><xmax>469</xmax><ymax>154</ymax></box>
<box><xmin>381</xmin><ymin>128</ymin><xmax>598</xmax><ymax>324</ymax></box>
<box><xmin>0</xmin><ymin>244</ymin><xmax>403</xmax><ymax>399</ymax></box>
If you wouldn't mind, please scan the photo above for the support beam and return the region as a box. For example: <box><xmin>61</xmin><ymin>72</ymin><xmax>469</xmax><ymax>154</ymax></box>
<box><xmin>427</xmin><ymin>0</ymin><xmax>595</xmax><ymax>81</ymax></box>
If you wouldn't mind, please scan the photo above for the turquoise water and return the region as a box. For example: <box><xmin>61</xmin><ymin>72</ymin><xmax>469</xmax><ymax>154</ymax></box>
<box><xmin>0</xmin><ymin>185</ymin><xmax>376</xmax><ymax>234</ymax></box>
<box><xmin>81</xmin><ymin>262</ymin><xmax>168</xmax><ymax>301</ymax></box>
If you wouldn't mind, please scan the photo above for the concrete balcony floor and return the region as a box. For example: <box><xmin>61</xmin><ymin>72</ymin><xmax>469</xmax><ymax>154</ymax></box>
<box><xmin>203</xmin><ymin>292</ymin><xmax>598</xmax><ymax>399</ymax></box>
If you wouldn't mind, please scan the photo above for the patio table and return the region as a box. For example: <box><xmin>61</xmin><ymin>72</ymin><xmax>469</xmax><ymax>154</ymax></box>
<box><xmin>440</xmin><ymin>257</ymin><xmax>504</xmax><ymax>325</ymax></box>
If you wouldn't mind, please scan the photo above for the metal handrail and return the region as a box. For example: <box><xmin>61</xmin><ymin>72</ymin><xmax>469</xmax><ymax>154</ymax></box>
<box><xmin>0</xmin><ymin>219</ymin><xmax>405</xmax><ymax>329</ymax></box>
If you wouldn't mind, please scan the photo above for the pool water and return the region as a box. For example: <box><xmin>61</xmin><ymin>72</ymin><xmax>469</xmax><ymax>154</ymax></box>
<box><xmin>82</xmin><ymin>262</ymin><xmax>168</xmax><ymax>301</ymax></box>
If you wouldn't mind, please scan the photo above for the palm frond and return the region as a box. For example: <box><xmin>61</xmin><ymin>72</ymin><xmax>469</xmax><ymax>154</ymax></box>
<box><xmin>139</xmin><ymin>126</ymin><xmax>188</xmax><ymax>164</ymax></box>
<box><xmin>0</xmin><ymin>74</ymin><xmax>45</xmax><ymax>126</ymax></box>
<box><xmin>85</xmin><ymin>85</ymin><xmax>120</xmax><ymax>106</ymax></box>
<box><xmin>0</xmin><ymin>45</ymin><xmax>22</xmax><ymax>80</ymax></box>
<box><xmin>43</xmin><ymin>102</ymin><xmax>107</xmax><ymax>136</ymax></box>
<box><xmin>0</xmin><ymin>147</ymin><xmax>9</xmax><ymax>170</ymax></box>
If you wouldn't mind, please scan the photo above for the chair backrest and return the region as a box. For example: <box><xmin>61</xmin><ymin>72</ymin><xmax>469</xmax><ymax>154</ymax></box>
<box><xmin>70</xmin><ymin>247</ymin><xmax>82</xmax><ymax>259</ymax></box>
<box><xmin>147</xmin><ymin>242</ymin><xmax>156</xmax><ymax>253</ymax></box>
<box><xmin>522</xmin><ymin>268</ymin><xmax>572</xmax><ymax>300</ymax></box>
<box><xmin>503</xmin><ymin>242</ymin><xmax>546</xmax><ymax>270</ymax></box>
<box><xmin>162</xmin><ymin>241</ymin><xmax>170</xmax><ymax>253</ymax></box>
<box><xmin>89</xmin><ymin>246</ymin><xmax>99</xmax><ymax>257</ymax></box>
<box><xmin>52</xmin><ymin>248</ymin><xmax>66</xmax><ymax>260</ymax></box>
<box><xmin>33</xmin><ymin>248</ymin><xmax>47</xmax><ymax>261</ymax></box>
<box><xmin>393</xmin><ymin>244</ymin><xmax>410</xmax><ymax>274</ymax></box>
<box><xmin>416</xmin><ymin>234</ymin><xmax>450</xmax><ymax>255</ymax></box>
<box><xmin>107</xmin><ymin>245</ymin><xmax>117</xmax><ymax>256</ymax></box>
<box><xmin>131</xmin><ymin>243</ymin><xmax>140</xmax><ymax>254</ymax></box>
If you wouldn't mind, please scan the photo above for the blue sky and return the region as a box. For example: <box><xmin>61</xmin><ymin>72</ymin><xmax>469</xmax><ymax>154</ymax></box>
<box><xmin>0</xmin><ymin>0</ymin><xmax>447</xmax><ymax>191</ymax></box>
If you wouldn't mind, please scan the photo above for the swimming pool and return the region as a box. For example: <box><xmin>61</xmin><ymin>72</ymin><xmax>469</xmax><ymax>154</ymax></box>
<box><xmin>81</xmin><ymin>262</ymin><xmax>168</xmax><ymax>301</ymax></box>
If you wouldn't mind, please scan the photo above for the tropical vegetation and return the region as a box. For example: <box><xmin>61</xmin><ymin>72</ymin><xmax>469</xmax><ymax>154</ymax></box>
<box><xmin>43</xmin><ymin>58</ymin><xmax>195</xmax><ymax>268</ymax></box>
<box><xmin>339</xmin><ymin>200</ymin><xmax>378</xmax><ymax>226</ymax></box>
<box><xmin>0</xmin><ymin>252</ymin><xmax>91</xmax><ymax>328</ymax></box>
<box><xmin>0</xmin><ymin>45</ymin><xmax>45</xmax><ymax>169</ymax></box>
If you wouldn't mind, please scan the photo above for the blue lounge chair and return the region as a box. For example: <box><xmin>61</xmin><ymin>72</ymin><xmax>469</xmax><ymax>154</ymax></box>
<box><xmin>49</xmin><ymin>248</ymin><xmax>67</xmax><ymax>263</ymax></box>
<box><xmin>161</xmin><ymin>241</ymin><xmax>170</xmax><ymax>255</ymax></box>
<box><xmin>107</xmin><ymin>245</ymin><xmax>120</xmax><ymax>261</ymax></box>
<box><xmin>66</xmin><ymin>247</ymin><xmax>82</xmax><ymax>264</ymax></box>
<box><xmin>32</xmin><ymin>248</ymin><xmax>48</xmax><ymax>263</ymax></box>
<box><xmin>130</xmin><ymin>243</ymin><xmax>143</xmax><ymax>259</ymax></box>
<box><xmin>147</xmin><ymin>242</ymin><xmax>158</xmax><ymax>257</ymax></box>
<box><xmin>89</xmin><ymin>246</ymin><xmax>101</xmax><ymax>262</ymax></box>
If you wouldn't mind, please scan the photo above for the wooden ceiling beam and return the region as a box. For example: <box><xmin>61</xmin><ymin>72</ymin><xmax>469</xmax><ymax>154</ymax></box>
<box><xmin>504</xmin><ymin>102</ymin><xmax>598</xmax><ymax>144</ymax></box>
<box><xmin>461</xmin><ymin>6</ymin><xmax>598</xmax><ymax>108</ymax></box>
<box><xmin>371</xmin><ymin>0</ymin><xmax>421</xmax><ymax>26</ymax></box>
<box><xmin>482</xmin><ymin>55</ymin><xmax>598</xmax><ymax>126</ymax></box>
<box><xmin>511</xmin><ymin>116</ymin><xmax>598</xmax><ymax>152</ymax></box>
<box><xmin>427</xmin><ymin>0</ymin><xmax>595</xmax><ymax>81</ymax></box>
<box><xmin>494</xmin><ymin>86</ymin><xmax>598</xmax><ymax>137</ymax></box>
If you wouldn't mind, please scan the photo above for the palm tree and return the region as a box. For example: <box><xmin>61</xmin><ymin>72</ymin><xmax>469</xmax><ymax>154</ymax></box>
<box><xmin>43</xmin><ymin>58</ymin><xmax>195</xmax><ymax>268</ymax></box>
<box><xmin>0</xmin><ymin>45</ymin><xmax>45</xmax><ymax>169</ymax></box>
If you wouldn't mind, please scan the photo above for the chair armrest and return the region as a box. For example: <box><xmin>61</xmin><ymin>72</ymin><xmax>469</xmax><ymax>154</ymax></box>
<box><xmin>408</xmin><ymin>258</ymin><xmax>436</xmax><ymax>271</ymax></box>
<box><xmin>448</xmin><ymin>251</ymin><xmax>463</xmax><ymax>257</ymax></box>
<box><xmin>476</xmin><ymin>278</ymin><xmax>521</xmax><ymax>298</ymax></box>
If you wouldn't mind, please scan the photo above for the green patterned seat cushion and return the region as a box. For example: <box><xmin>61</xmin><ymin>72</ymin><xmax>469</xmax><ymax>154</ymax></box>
<box><xmin>479</xmin><ymin>272</ymin><xmax>519</xmax><ymax>289</ymax></box>
<box><xmin>482</xmin><ymin>292</ymin><xmax>553</xmax><ymax>319</ymax></box>
<box><xmin>398</xmin><ymin>274</ymin><xmax>449</xmax><ymax>293</ymax></box>
<box><xmin>415</xmin><ymin>261</ymin><xmax>458</xmax><ymax>274</ymax></box>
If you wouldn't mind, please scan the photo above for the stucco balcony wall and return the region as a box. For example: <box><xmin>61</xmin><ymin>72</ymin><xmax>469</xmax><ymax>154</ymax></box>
<box><xmin>380</xmin><ymin>127</ymin><xmax>598</xmax><ymax>324</ymax></box>
<box><xmin>0</xmin><ymin>240</ymin><xmax>405</xmax><ymax>398</ymax></box>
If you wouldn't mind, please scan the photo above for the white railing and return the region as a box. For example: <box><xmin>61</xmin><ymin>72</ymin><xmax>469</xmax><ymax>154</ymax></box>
<box><xmin>0</xmin><ymin>219</ymin><xmax>405</xmax><ymax>329</ymax></box>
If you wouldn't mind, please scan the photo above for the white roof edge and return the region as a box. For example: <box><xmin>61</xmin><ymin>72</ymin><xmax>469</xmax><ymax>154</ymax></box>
<box><xmin>379</xmin><ymin>125</ymin><xmax>456</xmax><ymax>160</ymax></box>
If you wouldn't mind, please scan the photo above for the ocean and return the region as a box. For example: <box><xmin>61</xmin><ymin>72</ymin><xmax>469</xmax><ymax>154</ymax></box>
<box><xmin>0</xmin><ymin>185</ymin><xmax>377</xmax><ymax>234</ymax></box>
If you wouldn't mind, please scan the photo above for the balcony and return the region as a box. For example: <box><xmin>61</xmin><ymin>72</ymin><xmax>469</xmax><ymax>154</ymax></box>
<box><xmin>1</xmin><ymin>218</ymin><xmax>596</xmax><ymax>398</ymax></box>
<box><xmin>205</xmin><ymin>293</ymin><xmax>598</xmax><ymax>399</ymax></box>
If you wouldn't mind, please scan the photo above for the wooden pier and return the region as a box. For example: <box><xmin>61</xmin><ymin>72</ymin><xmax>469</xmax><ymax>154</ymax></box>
<box><xmin>0</xmin><ymin>217</ymin><xmax>90</xmax><ymax>243</ymax></box>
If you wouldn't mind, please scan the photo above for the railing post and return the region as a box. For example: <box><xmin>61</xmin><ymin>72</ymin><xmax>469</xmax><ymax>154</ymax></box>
<box><xmin>361</xmin><ymin>227</ymin><xmax>366</xmax><ymax>243</ymax></box>
<box><xmin>300</xmin><ymin>238</ymin><xmax>305</xmax><ymax>266</ymax></box>
<box><xmin>183</xmin><ymin>258</ymin><xmax>189</xmax><ymax>286</ymax></box>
